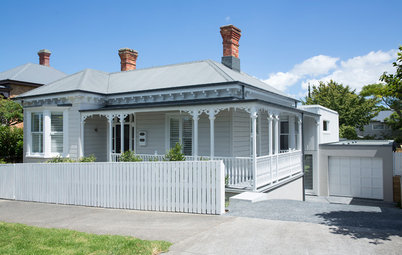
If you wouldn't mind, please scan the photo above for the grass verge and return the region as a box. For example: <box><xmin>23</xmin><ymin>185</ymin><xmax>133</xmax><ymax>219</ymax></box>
<box><xmin>0</xmin><ymin>221</ymin><xmax>171</xmax><ymax>255</ymax></box>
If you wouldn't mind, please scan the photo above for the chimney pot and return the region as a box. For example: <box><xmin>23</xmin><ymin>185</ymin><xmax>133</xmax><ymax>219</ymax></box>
<box><xmin>38</xmin><ymin>49</ymin><xmax>51</xmax><ymax>66</ymax></box>
<box><xmin>220</xmin><ymin>25</ymin><xmax>241</xmax><ymax>72</ymax></box>
<box><xmin>118</xmin><ymin>48</ymin><xmax>138</xmax><ymax>71</ymax></box>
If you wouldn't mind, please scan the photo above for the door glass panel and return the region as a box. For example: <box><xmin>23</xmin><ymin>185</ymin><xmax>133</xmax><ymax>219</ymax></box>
<box><xmin>115</xmin><ymin>124</ymin><xmax>121</xmax><ymax>153</ymax></box>
<box><xmin>124</xmin><ymin>124</ymin><xmax>130</xmax><ymax>152</ymax></box>
<box><xmin>304</xmin><ymin>154</ymin><xmax>313</xmax><ymax>190</ymax></box>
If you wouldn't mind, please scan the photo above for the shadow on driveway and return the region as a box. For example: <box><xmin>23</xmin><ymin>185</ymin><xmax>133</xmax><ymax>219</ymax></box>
<box><xmin>315</xmin><ymin>208</ymin><xmax>402</xmax><ymax>244</ymax></box>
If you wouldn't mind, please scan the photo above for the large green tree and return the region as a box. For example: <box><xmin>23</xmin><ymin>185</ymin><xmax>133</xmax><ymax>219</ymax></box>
<box><xmin>303</xmin><ymin>80</ymin><xmax>378</xmax><ymax>138</ymax></box>
<box><xmin>360</xmin><ymin>46</ymin><xmax>402</xmax><ymax>140</ymax></box>
<box><xmin>0</xmin><ymin>97</ymin><xmax>23</xmax><ymax>126</ymax></box>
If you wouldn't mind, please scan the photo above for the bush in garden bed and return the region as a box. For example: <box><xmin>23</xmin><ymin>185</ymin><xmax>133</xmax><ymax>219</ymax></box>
<box><xmin>120</xmin><ymin>151</ymin><xmax>143</xmax><ymax>162</ymax></box>
<box><xmin>46</xmin><ymin>155</ymin><xmax>96</xmax><ymax>163</ymax></box>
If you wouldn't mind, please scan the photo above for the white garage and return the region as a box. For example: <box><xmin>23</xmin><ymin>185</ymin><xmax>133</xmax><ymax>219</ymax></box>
<box><xmin>328</xmin><ymin>156</ymin><xmax>383</xmax><ymax>200</ymax></box>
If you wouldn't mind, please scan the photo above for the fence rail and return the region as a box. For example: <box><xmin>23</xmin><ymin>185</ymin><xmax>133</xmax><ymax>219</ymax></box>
<box><xmin>0</xmin><ymin>161</ymin><xmax>225</xmax><ymax>215</ymax></box>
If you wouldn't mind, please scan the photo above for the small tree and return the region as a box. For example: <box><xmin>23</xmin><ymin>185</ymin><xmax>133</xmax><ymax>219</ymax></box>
<box><xmin>0</xmin><ymin>97</ymin><xmax>23</xmax><ymax>126</ymax></box>
<box><xmin>303</xmin><ymin>80</ymin><xmax>378</xmax><ymax>130</ymax></box>
<box><xmin>0</xmin><ymin>126</ymin><xmax>23</xmax><ymax>163</ymax></box>
<box><xmin>164</xmin><ymin>142</ymin><xmax>186</xmax><ymax>161</ymax></box>
<box><xmin>339</xmin><ymin>125</ymin><xmax>358</xmax><ymax>140</ymax></box>
<box><xmin>360</xmin><ymin>46</ymin><xmax>402</xmax><ymax>141</ymax></box>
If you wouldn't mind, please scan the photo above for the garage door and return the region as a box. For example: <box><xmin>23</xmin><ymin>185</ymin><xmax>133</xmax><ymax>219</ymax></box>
<box><xmin>329</xmin><ymin>157</ymin><xmax>383</xmax><ymax>200</ymax></box>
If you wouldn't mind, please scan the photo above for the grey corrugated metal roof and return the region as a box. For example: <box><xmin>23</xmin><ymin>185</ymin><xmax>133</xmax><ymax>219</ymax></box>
<box><xmin>17</xmin><ymin>60</ymin><xmax>293</xmax><ymax>99</ymax></box>
<box><xmin>322</xmin><ymin>140</ymin><xmax>393</xmax><ymax>146</ymax></box>
<box><xmin>372</xmin><ymin>110</ymin><xmax>393</xmax><ymax>122</ymax></box>
<box><xmin>0</xmin><ymin>63</ymin><xmax>67</xmax><ymax>85</ymax></box>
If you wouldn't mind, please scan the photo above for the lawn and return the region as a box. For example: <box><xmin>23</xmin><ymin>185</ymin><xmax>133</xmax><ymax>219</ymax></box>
<box><xmin>0</xmin><ymin>221</ymin><xmax>171</xmax><ymax>255</ymax></box>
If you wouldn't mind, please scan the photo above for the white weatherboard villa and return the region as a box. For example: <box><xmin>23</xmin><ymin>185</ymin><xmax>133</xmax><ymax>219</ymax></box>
<box><xmin>16</xmin><ymin>25</ymin><xmax>393</xmax><ymax>201</ymax></box>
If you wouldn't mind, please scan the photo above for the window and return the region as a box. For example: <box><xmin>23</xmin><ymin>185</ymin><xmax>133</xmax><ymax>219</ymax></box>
<box><xmin>168</xmin><ymin>116</ymin><xmax>192</xmax><ymax>156</ymax></box>
<box><xmin>372</xmin><ymin>123</ymin><xmax>384</xmax><ymax>130</ymax></box>
<box><xmin>27</xmin><ymin>109</ymin><xmax>67</xmax><ymax>157</ymax></box>
<box><xmin>51</xmin><ymin>113</ymin><xmax>63</xmax><ymax>153</ymax></box>
<box><xmin>31</xmin><ymin>113</ymin><xmax>43</xmax><ymax>153</ymax></box>
<box><xmin>323</xmin><ymin>120</ymin><xmax>329</xmax><ymax>131</ymax></box>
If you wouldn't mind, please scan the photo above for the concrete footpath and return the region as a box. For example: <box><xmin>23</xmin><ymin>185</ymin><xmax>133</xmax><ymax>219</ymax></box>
<box><xmin>0</xmin><ymin>199</ymin><xmax>401</xmax><ymax>255</ymax></box>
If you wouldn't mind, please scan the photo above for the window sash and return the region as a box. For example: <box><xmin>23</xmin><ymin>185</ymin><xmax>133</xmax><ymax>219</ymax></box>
<box><xmin>50</xmin><ymin>112</ymin><xmax>63</xmax><ymax>153</ymax></box>
<box><xmin>31</xmin><ymin>113</ymin><xmax>43</xmax><ymax>153</ymax></box>
<box><xmin>169</xmin><ymin>116</ymin><xmax>192</xmax><ymax>156</ymax></box>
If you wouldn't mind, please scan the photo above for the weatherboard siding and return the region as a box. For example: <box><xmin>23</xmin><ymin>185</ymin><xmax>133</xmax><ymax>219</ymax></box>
<box><xmin>84</xmin><ymin>115</ymin><xmax>107</xmax><ymax>162</ymax></box>
<box><xmin>135</xmin><ymin>112</ymin><xmax>166</xmax><ymax>155</ymax></box>
<box><xmin>232</xmin><ymin>110</ymin><xmax>251</xmax><ymax>157</ymax></box>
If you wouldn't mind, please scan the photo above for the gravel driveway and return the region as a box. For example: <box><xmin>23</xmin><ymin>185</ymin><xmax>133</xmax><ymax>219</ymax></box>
<box><xmin>226</xmin><ymin>195</ymin><xmax>402</xmax><ymax>243</ymax></box>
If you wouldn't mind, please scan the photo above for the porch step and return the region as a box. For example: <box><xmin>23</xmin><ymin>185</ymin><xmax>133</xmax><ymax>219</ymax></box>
<box><xmin>229</xmin><ymin>192</ymin><xmax>268</xmax><ymax>205</ymax></box>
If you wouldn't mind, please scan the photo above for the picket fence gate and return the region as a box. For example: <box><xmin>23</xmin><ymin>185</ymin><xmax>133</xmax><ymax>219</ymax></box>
<box><xmin>0</xmin><ymin>161</ymin><xmax>225</xmax><ymax>215</ymax></box>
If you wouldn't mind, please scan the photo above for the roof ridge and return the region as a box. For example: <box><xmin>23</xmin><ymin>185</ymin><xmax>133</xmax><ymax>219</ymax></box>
<box><xmin>204</xmin><ymin>60</ymin><xmax>234</xmax><ymax>82</ymax></box>
<box><xmin>78</xmin><ymin>69</ymin><xmax>90</xmax><ymax>88</ymax></box>
<box><xmin>108</xmin><ymin>60</ymin><xmax>209</xmax><ymax>75</ymax></box>
<box><xmin>10</xmin><ymin>63</ymin><xmax>31</xmax><ymax>80</ymax></box>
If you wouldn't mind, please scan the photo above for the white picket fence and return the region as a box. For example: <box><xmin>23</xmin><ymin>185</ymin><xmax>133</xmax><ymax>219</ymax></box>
<box><xmin>394</xmin><ymin>152</ymin><xmax>402</xmax><ymax>176</ymax></box>
<box><xmin>0</xmin><ymin>161</ymin><xmax>225</xmax><ymax>215</ymax></box>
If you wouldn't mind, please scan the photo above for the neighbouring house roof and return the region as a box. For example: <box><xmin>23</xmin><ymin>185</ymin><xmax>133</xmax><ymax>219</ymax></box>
<box><xmin>372</xmin><ymin>110</ymin><xmax>393</xmax><ymax>122</ymax></box>
<box><xmin>0</xmin><ymin>63</ymin><xmax>67</xmax><ymax>85</ymax></box>
<box><xmin>17</xmin><ymin>60</ymin><xmax>292</xmax><ymax>99</ymax></box>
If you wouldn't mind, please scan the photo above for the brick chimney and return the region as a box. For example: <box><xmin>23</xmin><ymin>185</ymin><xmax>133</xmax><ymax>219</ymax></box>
<box><xmin>118</xmin><ymin>48</ymin><xmax>138</xmax><ymax>71</ymax></box>
<box><xmin>38</xmin><ymin>49</ymin><xmax>51</xmax><ymax>66</ymax></box>
<box><xmin>220</xmin><ymin>25</ymin><xmax>241</xmax><ymax>72</ymax></box>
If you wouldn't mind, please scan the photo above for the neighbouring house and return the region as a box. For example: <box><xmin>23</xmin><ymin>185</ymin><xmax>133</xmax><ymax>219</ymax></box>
<box><xmin>357</xmin><ymin>110</ymin><xmax>394</xmax><ymax>139</ymax></box>
<box><xmin>0</xmin><ymin>50</ymin><xmax>66</xmax><ymax>99</ymax></box>
<box><xmin>15</xmin><ymin>25</ymin><xmax>394</xmax><ymax>202</ymax></box>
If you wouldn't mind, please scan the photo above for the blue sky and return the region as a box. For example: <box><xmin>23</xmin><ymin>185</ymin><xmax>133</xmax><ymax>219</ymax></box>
<box><xmin>1</xmin><ymin>0</ymin><xmax>401</xmax><ymax>99</ymax></box>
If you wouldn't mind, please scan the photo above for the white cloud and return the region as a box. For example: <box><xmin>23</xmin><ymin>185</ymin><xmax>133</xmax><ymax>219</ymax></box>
<box><xmin>263</xmin><ymin>49</ymin><xmax>397</xmax><ymax>93</ymax></box>
<box><xmin>264</xmin><ymin>72</ymin><xmax>300</xmax><ymax>91</ymax></box>
<box><xmin>321</xmin><ymin>50</ymin><xmax>397</xmax><ymax>91</ymax></box>
<box><xmin>292</xmin><ymin>55</ymin><xmax>338</xmax><ymax>76</ymax></box>
<box><xmin>263</xmin><ymin>55</ymin><xmax>338</xmax><ymax>91</ymax></box>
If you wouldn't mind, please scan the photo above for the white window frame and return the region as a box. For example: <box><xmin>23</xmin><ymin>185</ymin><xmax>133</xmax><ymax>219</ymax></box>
<box><xmin>323</xmin><ymin>120</ymin><xmax>330</xmax><ymax>132</ymax></box>
<box><xmin>165</xmin><ymin>113</ymin><xmax>193</xmax><ymax>155</ymax></box>
<box><xmin>372</xmin><ymin>123</ymin><xmax>385</xmax><ymax>130</ymax></box>
<box><xmin>30</xmin><ymin>112</ymin><xmax>43</xmax><ymax>154</ymax></box>
<box><xmin>26</xmin><ymin>107</ymin><xmax>69</xmax><ymax>158</ymax></box>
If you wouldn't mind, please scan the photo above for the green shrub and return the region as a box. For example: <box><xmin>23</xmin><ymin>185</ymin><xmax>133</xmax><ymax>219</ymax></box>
<box><xmin>79</xmin><ymin>154</ymin><xmax>96</xmax><ymax>162</ymax></box>
<box><xmin>0</xmin><ymin>125</ymin><xmax>23</xmax><ymax>163</ymax></box>
<box><xmin>0</xmin><ymin>159</ymin><xmax>6</xmax><ymax>164</ymax></box>
<box><xmin>164</xmin><ymin>142</ymin><xmax>185</xmax><ymax>161</ymax></box>
<box><xmin>46</xmin><ymin>154</ymin><xmax>96</xmax><ymax>163</ymax></box>
<box><xmin>339</xmin><ymin>125</ymin><xmax>358</xmax><ymax>140</ymax></box>
<box><xmin>46</xmin><ymin>156</ymin><xmax>75</xmax><ymax>163</ymax></box>
<box><xmin>120</xmin><ymin>151</ymin><xmax>143</xmax><ymax>162</ymax></box>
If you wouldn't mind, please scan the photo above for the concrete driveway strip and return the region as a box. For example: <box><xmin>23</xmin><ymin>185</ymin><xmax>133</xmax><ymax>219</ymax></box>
<box><xmin>1</xmin><ymin>199</ymin><xmax>402</xmax><ymax>255</ymax></box>
<box><xmin>0</xmin><ymin>199</ymin><xmax>232</xmax><ymax>243</ymax></box>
